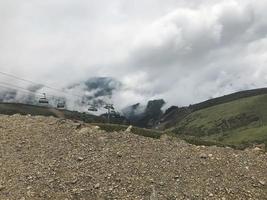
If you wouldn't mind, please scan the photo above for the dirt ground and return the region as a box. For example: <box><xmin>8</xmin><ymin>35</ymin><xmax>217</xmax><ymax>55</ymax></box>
<box><xmin>0</xmin><ymin>114</ymin><xmax>266</xmax><ymax>200</ymax></box>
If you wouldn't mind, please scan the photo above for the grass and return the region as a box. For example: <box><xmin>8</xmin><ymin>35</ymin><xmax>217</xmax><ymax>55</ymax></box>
<box><xmin>0</xmin><ymin>102</ymin><xmax>105</xmax><ymax>123</ymax></box>
<box><xmin>222</xmin><ymin>126</ymin><xmax>267</xmax><ymax>145</ymax></box>
<box><xmin>171</xmin><ymin>94</ymin><xmax>267</xmax><ymax>150</ymax></box>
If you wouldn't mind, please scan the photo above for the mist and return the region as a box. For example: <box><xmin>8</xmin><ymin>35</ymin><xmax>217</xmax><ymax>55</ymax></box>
<box><xmin>1</xmin><ymin>0</ymin><xmax>267</xmax><ymax>112</ymax></box>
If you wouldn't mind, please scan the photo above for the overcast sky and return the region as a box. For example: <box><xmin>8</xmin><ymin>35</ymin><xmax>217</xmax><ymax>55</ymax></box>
<box><xmin>0</xmin><ymin>0</ymin><xmax>267</xmax><ymax>110</ymax></box>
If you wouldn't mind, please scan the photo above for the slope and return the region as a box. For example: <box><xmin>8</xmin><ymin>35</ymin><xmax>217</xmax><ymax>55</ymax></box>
<box><xmin>0</xmin><ymin>102</ymin><xmax>105</xmax><ymax>123</ymax></box>
<box><xmin>157</xmin><ymin>88</ymin><xmax>267</xmax><ymax>130</ymax></box>
<box><xmin>0</xmin><ymin>114</ymin><xmax>266</xmax><ymax>199</ymax></box>
<box><xmin>171</xmin><ymin>94</ymin><xmax>267</xmax><ymax>148</ymax></box>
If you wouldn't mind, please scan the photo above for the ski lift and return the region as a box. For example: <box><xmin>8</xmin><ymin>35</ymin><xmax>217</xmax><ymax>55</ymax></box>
<box><xmin>39</xmin><ymin>93</ymin><xmax>49</xmax><ymax>104</ymax></box>
<box><xmin>57</xmin><ymin>101</ymin><xmax>65</xmax><ymax>109</ymax></box>
<box><xmin>88</xmin><ymin>105</ymin><xmax>98</xmax><ymax>112</ymax></box>
<box><xmin>104</xmin><ymin>104</ymin><xmax>114</xmax><ymax>110</ymax></box>
<box><xmin>110</xmin><ymin>110</ymin><xmax>116</xmax><ymax>114</ymax></box>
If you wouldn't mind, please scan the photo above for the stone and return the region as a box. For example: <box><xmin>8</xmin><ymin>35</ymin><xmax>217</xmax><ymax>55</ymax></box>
<box><xmin>77</xmin><ymin>157</ymin><xmax>84</xmax><ymax>161</ymax></box>
<box><xmin>94</xmin><ymin>183</ymin><xmax>100</xmax><ymax>189</ymax></box>
<box><xmin>159</xmin><ymin>182</ymin><xmax>164</xmax><ymax>186</ymax></box>
<box><xmin>259</xmin><ymin>180</ymin><xmax>266</xmax><ymax>186</ymax></box>
<box><xmin>116</xmin><ymin>152</ymin><xmax>122</xmax><ymax>157</ymax></box>
<box><xmin>199</xmin><ymin>153</ymin><xmax>208</xmax><ymax>159</ymax></box>
<box><xmin>125</xmin><ymin>125</ymin><xmax>133</xmax><ymax>132</ymax></box>
<box><xmin>209</xmin><ymin>193</ymin><xmax>214</xmax><ymax>197</ymax></box>
<box><xmin>253</xmin><ymin>147</ymin><xmax>262</xmax><ymax>151</ymax></box>
<box><xmin>0</xmin><ymin>184</ymin><xmax>5</xmax><ymax>191</ymax></box>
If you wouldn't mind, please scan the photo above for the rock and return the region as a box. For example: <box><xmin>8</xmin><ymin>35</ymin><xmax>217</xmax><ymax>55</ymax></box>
<box><xmin>199</xmin><ymin>153</ymin><xmax>208</xmax><ymax>159</ymax></box>
<box><xmin>79</xmin><ymin>127</ymin><xmax>92</xmax><ymax>134</ymax></box>
<box><xmin>259</xmin><ymin>180</ymin><xmax>266</xmax><ymax>186</ymax></box>
<box><xmin>12</xmin><ymin>114</ymin><xmax>21</xmax><ymax>117</ymax></box>
<box><xmin>74</xmin><ymin>123</ymin><xmax>82</xmax><ymax>129</ymax></box>
<box><xmin>252</xmin><ymin>147</ymin><xmax>262</xmax><ymax>152</ymax></box>
<box><xmin>77</xmin><ymin>157</ymin><xmax>84</xmax><ymax>161</ymax></box>
<box><xmin>94</xmin><ymin>183</ymin><xmax>100</xmax><ymax>189</ymax></box>
<box><xmin>93</xmin><ymin>126</ymin><xmax>100</xmax><ymax>130</ymax></box>
<box><xmin>209</xmin><ymin>193</ymin><xmax>214</xmax><ymax>197</ymax></box>
<box><xmin>125</xmin><ymin>125</ymin><xmax>133</xmax><ymax>132</ymax></box>
<box><xmin>149</xmin><ymin>178</ymin><xmax>155</xmax><ymax>183</ymax></box>
<box><xmin>0</xmin><ymin>184</ymin><xmax>5</xmax><ymax>191</ymax></box>
<box><xmin>116</xmin><ymin>152</ymin><xmax>122</xmax><ymax>158</ymax></box>
<box><xmin>160</xmin><ymin>134</ymin><xmax>172</xmax><ymax>141</ymax></box>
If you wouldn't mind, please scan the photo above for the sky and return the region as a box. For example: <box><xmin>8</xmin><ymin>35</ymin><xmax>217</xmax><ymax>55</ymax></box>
<box><xmin>0</xmin><ymin>0</ymin><xmax>267</xmax><ymax>111</ymax></box>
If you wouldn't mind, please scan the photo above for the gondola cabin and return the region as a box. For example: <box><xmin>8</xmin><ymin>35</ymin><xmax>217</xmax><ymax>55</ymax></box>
<box><xmin>39</xmin><ymin>93</ymin><xmax>49</xmax><ymax>104</ymax></box>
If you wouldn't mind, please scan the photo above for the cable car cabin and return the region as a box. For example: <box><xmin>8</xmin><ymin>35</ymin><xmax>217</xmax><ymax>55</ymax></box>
<box><xmin>104</xmin><ymin>104</ymin><xmax>114</xmax><ymax>110</ymax></box>
<box><xmin>57</xmin><ymin>102</ymin><xmax>65</xmax><ymax>109</ymax></box>
<box><xmin>39</xmin><ymin>93</ymin><xmax>49</xmax><ymax>104</ymax></box>
<box><xmin>88</xmin><ymin>106</ymin><xmax>98</xmax><ymax>112</ymax></box>
<box><xmin>39</xmin><ymin>98</ymin><xmax>49</xmax><ymax>104</ymax></box>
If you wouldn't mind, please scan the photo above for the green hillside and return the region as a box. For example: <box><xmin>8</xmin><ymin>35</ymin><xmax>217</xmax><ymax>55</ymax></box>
<box><xmin>157</xmin><ymin>88</ymin><xmax>267</xmax><ymax>130</ymax></box>
<box><xmin>0</xmin><ymin>102</ymin><xmax>105</xmax><ymax>123</ymax></box>
<box><xmin>171</xmin><ymin>94</ymin><xmax>267</xmax><ymax>149</ymax></box>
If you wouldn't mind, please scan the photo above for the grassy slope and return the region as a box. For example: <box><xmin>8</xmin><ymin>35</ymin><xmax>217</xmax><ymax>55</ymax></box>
<box><xmin>157</xmin><ymin>88</ymin><xmax>267</xmax><ymax>130</ymax></box>
<box><xmin>171</xmin><ymin>94</ymin><xmax>267</xmax><ymax>148</ymax></box>
<box><xmin>0</xmin><ymin>102</ymin><xmax>105</xmax><ymax>123</ymax></box>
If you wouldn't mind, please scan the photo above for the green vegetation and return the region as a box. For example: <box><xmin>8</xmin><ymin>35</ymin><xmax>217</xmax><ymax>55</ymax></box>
<box><xmin>0</xmin><ymin>102</ymin><xmax>105</xmax><ymax>123</ymax></box>
<box><xmin>171</xmin><ymin>94</ymin><xmax>267</xmax><ymax>149</ymax></box>
<box><xmin>2</xmin><ymin>88</ymin><xmax>267</xmax><ymax>151</ymax></box>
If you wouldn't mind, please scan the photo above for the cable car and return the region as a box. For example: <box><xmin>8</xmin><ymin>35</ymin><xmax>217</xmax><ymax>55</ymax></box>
<box><xmin>110</xmin><ymin>110</ymin><xmax>116</xmax><ymax>115</ymax></box>
<box><xmin>104</xmin><ymin>104</ymin><xmax>114</xmax><ymax>110</ymax></box>
<box><xmin>88</xmin><ymin>105</ymin><xmax>98</xmax><ymax>112</ymax></box>
<box><xmin>57</xmin><ymin>101</ymin><xmax>65</xmax><ymax>109</ymax></box>
<box><xmin>39</xmin><ymin>93</ymin><xmax>49</xmax><ymax>104</ymax></box>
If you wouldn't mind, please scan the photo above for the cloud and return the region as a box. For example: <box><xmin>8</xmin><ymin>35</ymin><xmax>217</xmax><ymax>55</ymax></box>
<box><xmin>0</xmin><ymin>0</ymin><xmax>267</xmax><ymax>111</ymax></box>
<box><xmin>119</xmin><ymin>0</ymin><xmax>267</xmax><ymax>106</ymax></box>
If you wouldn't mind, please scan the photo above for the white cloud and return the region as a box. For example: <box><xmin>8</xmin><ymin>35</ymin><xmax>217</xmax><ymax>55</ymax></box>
<box><xmin>0</xmin><ymin>0</ymin><xmax>267</xmax><ymax>111</ymax></box>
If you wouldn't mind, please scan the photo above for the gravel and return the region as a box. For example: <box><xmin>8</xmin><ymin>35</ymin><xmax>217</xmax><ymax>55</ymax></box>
<box><xmin>0</xmin><ymin>114</ymin><xmax>266</xmax><ymax>200</ymax></box>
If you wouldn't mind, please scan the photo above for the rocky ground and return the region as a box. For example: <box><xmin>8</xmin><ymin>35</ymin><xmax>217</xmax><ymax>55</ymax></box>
<box><xmin>0</xmin><ymin>114</ymin><xmax>266</xmax><ymax>200</ymax></box>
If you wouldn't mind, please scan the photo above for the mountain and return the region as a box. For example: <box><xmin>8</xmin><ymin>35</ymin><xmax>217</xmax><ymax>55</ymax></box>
<box><xmin>122</xmin><ymin>99</ymin><xmax>165</xmax><ymax>128</ymax></box>
<box><xmin>157</xmin><ymin>88</ymin><xmax>267</xmax><ymax>130</ymax></box>
<box><xmin>1</xmin><ymin>87</ymin><xmax>267</xmax><ymax>149</ymax></box>
<box><xmin>164</xmin><ymin>88</ymin><xmax>267</xmax><ymax>149</ymax></box>
<box><xmin>123</xmin><ymin>88</ymin><xmax>267</xmax><ymax>130</ymax></box>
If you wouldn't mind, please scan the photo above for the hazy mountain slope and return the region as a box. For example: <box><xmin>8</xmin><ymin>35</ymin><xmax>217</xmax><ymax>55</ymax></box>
<box><xmin>122</xmin><ymin>99</ymin><xmax>165</xmax><ymax>128</ymax></box>
<box><xmin>157</xmin><ymin>88</ymin><xmax>267</xmax><ymax>130</ymax></box>
<box><xmin>172</xmin><ymin>94</ymin><xmax>267</xmax><ymax>148</ymax></box>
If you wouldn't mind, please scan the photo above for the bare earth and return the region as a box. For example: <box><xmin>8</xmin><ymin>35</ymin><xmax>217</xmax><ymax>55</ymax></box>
<box><xmin>0</xmin><ymin>114</ymin><xmax>266</xmax><ymax>200</ymax></box>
